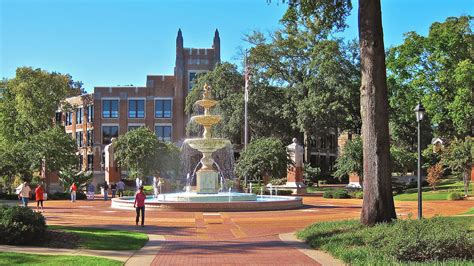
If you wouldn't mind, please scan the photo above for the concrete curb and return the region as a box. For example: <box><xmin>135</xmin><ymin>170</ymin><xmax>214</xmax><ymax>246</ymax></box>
<box><xmin>279</xmin><ymin>232</ymin><xmax>345</xmax><ymax>266</ymax></box>
<box><xmin>124</xmin><ymin>234</ymin><xmax>165</xmax><ymax>266</ymax></box>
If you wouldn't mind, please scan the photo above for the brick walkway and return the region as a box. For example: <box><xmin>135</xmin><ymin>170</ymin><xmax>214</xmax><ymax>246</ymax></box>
<box><xmin>14</xmin><ymin>197</ymin><xmax>473</xmax><ymax>265</ymax></box>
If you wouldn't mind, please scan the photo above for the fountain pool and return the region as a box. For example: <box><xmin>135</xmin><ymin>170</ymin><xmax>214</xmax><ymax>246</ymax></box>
<box><xmin>111</xmin><ymin>193</ymin><xmax>303</xmax><ymax>211</ymax></box>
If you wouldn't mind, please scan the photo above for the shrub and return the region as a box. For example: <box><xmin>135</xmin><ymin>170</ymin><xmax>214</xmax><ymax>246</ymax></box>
<box><xmin>367</xmin><ymin>217</ymin><xmax>473</xmax><ymax>262</ymax></box>
<box><xmin>349</xmin><ymin>191</ymin><xmax>364</xmax><ymax>199</ymax></box>
<box><xmin>0</xmin><ymin>206</ymin><xmax>46</xmax><ymax>245</ymax></box>
<box><xmin>47</xmin><ymin>191</ymin><xmax>86</xmax><ymax>200</ymax></box>
<box><xmin>333</xmin><ymin>189</ymin><xmax>350</xmax><ymax>199</ymax></box>
<box><xmin>0</xmin><ymin>192</ymin><xmax>19</xmax><ymax>200</ymax></box>
<box><xmin>426</xmin><ymin>162</ymin><xmax>444</xmax><ymax>190</ymax></box>
<box><xmin>269</xmin><ymin>178</ymin><xmax>286</xmax><ymax>186</ymax></box>
<box><xmin>323</xmin><ymin>190</ymin><xmax>333</xmax><ymax>198</ymax></box>
<box><xmin>275</xmin><ymin>189</ymin><xmax>293</xmax><ymax>196</ymax></box>
<box><xmin>447</xmin><ymin>192</ymin><xmax>463</xmax><ymax>201</ymax></box>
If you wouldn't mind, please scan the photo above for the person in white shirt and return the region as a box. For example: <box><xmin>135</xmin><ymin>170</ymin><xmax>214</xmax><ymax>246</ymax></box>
<box><xmin>17</xmin><ymin>182</ymin><xmax>31</xmax><ymax>207</ymax></box>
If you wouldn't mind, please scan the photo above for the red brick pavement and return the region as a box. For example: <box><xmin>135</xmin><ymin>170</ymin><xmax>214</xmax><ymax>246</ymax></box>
<box><xmin>28</xmin><ymin>196</ymin><xmax>473</xmax><ymax>265</ymax></box>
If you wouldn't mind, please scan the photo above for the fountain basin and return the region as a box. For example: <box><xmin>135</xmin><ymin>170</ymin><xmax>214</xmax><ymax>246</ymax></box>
<box><xmin>184</xmin><ymin>138</ymin><xmax>231</xmax><ymax>153</ymax></box>
<box><xmin>191</xmin><ymin>115</ymin><xmax>221</xmax><ymax>127</ymax></box>
<box><xmin>111</xmin><ymin>193</ymin><xmax>303</xmax><ymax>212</ymax></box>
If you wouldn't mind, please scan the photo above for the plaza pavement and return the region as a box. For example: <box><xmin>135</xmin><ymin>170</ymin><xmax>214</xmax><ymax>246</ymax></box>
<box><xmin>1</xmin><ymin>196</ymin><xmax>472</xmax><ymax>265</ymax></box>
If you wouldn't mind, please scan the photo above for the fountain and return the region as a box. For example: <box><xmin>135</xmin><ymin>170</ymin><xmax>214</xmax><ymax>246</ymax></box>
<box><xmin>111</xmin><ymin>84</ymin><xmax>302</xmax><ymax>211</ymax></box>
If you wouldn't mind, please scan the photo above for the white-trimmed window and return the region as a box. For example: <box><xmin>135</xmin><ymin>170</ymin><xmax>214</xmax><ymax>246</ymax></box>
<box><xmin>128</xmin><ymin>99</ymin><xmax>145</xmax><ymax>118</ymax></box>
<box><xmin>102</xmin><ymin>100</ymin><xmax>119</xmax><ymax>118</ymax></box>
<box><xmin>155</xmin><ymin>99</ymin><xmax>172</xmax><ymax>118</ymax></box>
<box><xmin>155</xmin><ymin>125</ymin><xmax>172</xmax><ymax>142</ymax></box>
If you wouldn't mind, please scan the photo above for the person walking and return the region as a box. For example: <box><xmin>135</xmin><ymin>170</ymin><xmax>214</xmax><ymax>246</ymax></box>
<box><xmin>70</xmin><ymin>183</ymin><xmax>77</xmax><ymax>202</ymax></box>
<box><xmin>17</xmin><ymin>182</ymin><xmax>31</xmax><ymax>207</ymax></box>
<box><xmin>87</xmin><ymin>183</ymin><xmax>95</xmax><ymax>200</ymax></box>
<box><xmin>133</xmin><ymin>186</ymin><xmax>146</xmax><ymax>227</ymax></box>
<box><xmin>111</xmin><ymin>182</ymin><xmax>117</xmax><ymax>198</ymax></box>
<box><xmin>35</xmin><ymin>183</ymin><xmax>45</xmax><ymax>212</ymax></box>
<box><xmin>102</xmin><ymin>182</ymin><xmax>109</xmax><ymax>200</ymax></box>
<box><xmin>116</xmin><ymin>179</ymin><xmax>125</xmax><ymax>197</ymax></box>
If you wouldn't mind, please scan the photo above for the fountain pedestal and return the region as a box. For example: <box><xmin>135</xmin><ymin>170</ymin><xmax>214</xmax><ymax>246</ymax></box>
<box><xmin>196</xmin><ymin>169</ymin><xmax>219</xmax><ymax>194</ymax></box>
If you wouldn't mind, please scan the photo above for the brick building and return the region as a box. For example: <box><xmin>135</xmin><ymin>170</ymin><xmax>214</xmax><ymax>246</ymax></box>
<box><xmin>57</xmin><ymin>29</ymin><xmax>220</xmax><ymax>185</ymax></box>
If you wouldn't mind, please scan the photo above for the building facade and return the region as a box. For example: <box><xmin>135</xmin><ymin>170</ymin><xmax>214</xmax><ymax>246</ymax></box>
<box><xmin>57</xmin><ymin>30</ymin><xmax>220</xmax><ymax>184</ymax></box>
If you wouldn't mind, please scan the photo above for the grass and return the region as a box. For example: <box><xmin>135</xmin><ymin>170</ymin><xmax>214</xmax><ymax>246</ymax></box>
<box><xmin>394</xmin><ymin>178</ymin><xmax>472</xmax><ymax>201</ymax></box>
<box><xmin>0</xmin><ymin>252</ymin><xmax>122</xmax><ymax>266</ymax></box>
<box><xmin>462</xmin><ymin>208</ymin><xmax>474</xmax><ymax>215</ymax></box>
<box><xmin>47</xmin><ymin>226</ymin><xmax>148</xmax><ymax>250</ymax></box>
<box><xmin>297</xmin><ymin>216</ymin><xmax>473</xmax><ymax>265</ymax></box>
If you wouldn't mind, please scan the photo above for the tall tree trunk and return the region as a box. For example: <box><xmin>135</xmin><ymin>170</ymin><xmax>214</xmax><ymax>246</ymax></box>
<box><xmin>358</xmin><ymin>0</ymin><xmax>397</xmax><ymax>225</ymax></box>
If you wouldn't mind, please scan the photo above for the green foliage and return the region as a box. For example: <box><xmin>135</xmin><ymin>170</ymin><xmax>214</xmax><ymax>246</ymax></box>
<box><xmin>390</xmin><ymin>145</ymin><xmax>416</xmax><ymax>175</ymax></box>
<box><xmin>422</xmin><ymin>144</ymin><xmax>442</xmax><ymax>170</ymax></box>
<box><xmin>298</xmin><ymin>217</ymin><xmax>474</xmax><ymax>264</ymax></box>
<box><xmin>114</xmin><ymin>127</ymin><xmax>177</xmax><ymax>178</ymax></box>
<box><xmin>442</xmin><ymin>137</ymin><xmax>473</xmax><ymax>195</ymax></box>
<box><xmin>235</xmin><ymin>138</ymin><xmax>290</xmax><ymax>183</ymax></box>
<box><xmin>47</xmin><ymin>191</ymin><xmax>86</xmax><ymax>200</ymax></box>
<box><xmin>322</xmin><ymin>189</ymin><xmax>350</xmax><ymax>199</ymax></box>
<box><xmin>0</xmin><ymin>206</ymin><xmax>46</xmax><ymax>245</ymax></box>
<box><xmin>58</xmin><ymin>169</ymin><xmax>92</xmax><ymax>192</ymax></box>
<box><xmin>387</xmin><ymin>16</ymin><xmax>474</xmax><ymax>139</ymax></box>
<box><xmin>0</xmin><ymin>68</ymin><xmax>82</xmax><ymax>187</ymax></box>
<box><xmin>447</xmin><ymin>192</ymin><xmax>464</xmax><ymax>201</ymax></box>
<box><xmin>0</xmin><ymin>252</ymin><xmax>122</xmax><ymax>266</ymax></box>
<box><xmin>334</xmin><ymin>136</ymin><xmax>362</xmax><ymax>179</ymax></box>
<box><xmin>303</xmin><ymin>164</ymin><xmax>320</xmax><ymax>187</ymax></box>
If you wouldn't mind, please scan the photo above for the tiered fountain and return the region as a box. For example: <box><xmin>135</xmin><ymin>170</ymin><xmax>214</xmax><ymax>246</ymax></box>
<box><xmin>111</xmin><ymin>84</ymin><xmax>302</xmax><ymax>211</ymax></box>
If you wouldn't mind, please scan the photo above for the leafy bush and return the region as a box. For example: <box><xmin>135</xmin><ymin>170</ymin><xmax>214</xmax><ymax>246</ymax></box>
<box><xmin>269</xmin><ymin>178</ymin><xmax>287</xmax><ymax>186</ymax></box>
<box><xmin>323</xmin><ymin>190</ymin><xmax>333</xmax><ymax>198</ymax></box>
<box><xmin>0</xmin><ymin>192</ymin><xmax>19</xmax><ymax>200</ymax></box>
<box><xmin>47</xmin><ymin>191</ymin><xmax>86</xmax><ymax>200</ymax></box>
<box><xmin>333</xmin><ymin>189</ymin><xmax>350</xmax><ymax>199</ymax></box>
<box><xmin>298</xmin><ymin>216</ymin><xmax>474</xmax><ymax>264</ymax></box>
<box><xmin>367</xmin><ymin>217</ymin><xmax>473</xmax><ymax>262</ymax></box>
<box><xmin>447</xmin><ymin>192</ymin><xmax>463</xmax><ymax>201</ymax></box>
<box><xmin>275</xmin><ymin>189</ymin><xmax>293</xmax><ymax>196</ymax></box>
<box><xmin>349</xmin><ymin>191</ymin><xmax>364</xmax><ymax>199</ymax></box>
<box><xmin>0</xmin><ymin>206</ymin><xmax>46</xmax><ymax>245</ymax></box>
<box><xmin>323</xmin><ymin>189</ymin><xmax>349</xmax><ymax>199</ymax></box>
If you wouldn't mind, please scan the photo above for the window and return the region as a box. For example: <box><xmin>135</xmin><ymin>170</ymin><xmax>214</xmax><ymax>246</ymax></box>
<box><xmin>87</xmin><ymin>154</ymin><xmax>93</xmax><ymax>171</ymax></box>
<box><xmin>102</xmin><ymin>100</ymin><xmax>119</xmax><ymax>118</ymax></box>
<box><xmin>55</xmin><ymin>112</ymin><xmax>62</xmax><ymax>123</ymax></box>
<box><xmin>76</xmin><ymin>131</ymin><xmax>83</xmax><ymax>147</ymax></box>
<box><xmin>128</xmin><ymin>99</ymin><xmax>145</xmax><ymax>118</ymax></box>
<box><xmin>155</xmin><ymin>125</ymin><xmax>172</xmax><ymax>142</ymax></box>
<box><xmin>155</xmin><ymin>100</ymin><xmax>172</xmax><ymax>118</ymax></box>
<box><xmin>102</xmin><ymin>126</ymin><xmax>118</xmax><ymax>145</ymax></box>
<box><xmin>78</xmin><ymin>154</ymin><xmax>83</xmax><ymax>170</ymax></box>
<box><xmin>87</xmin><ymin>105</ymin><xmax>93</xmax><ymax>122</ymax></box>
<box><xmin>86</xmin><ymin>130</ymin><xmax>94</xmax><ymax>146</ymax></box>
<box><xmin>65</xmin><ymin>112</ymin><xmax>73</xmax><ymax>126</ymax></box>
<box><xmin>76</xmin><ymin>107</ymin><xmax>83</xmax><ymax>124</ymax></box>
<box><xmin>189</xmin><ymin>72</ymin><xmax>197</xmax><ymax>90</ymax></box>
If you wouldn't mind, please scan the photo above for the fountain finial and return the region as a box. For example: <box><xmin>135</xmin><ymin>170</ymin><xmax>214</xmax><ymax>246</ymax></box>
<box><xmin>203</xmin><ymin>83</ymin><xmax>212</xmax><ymax>99</ymax></box>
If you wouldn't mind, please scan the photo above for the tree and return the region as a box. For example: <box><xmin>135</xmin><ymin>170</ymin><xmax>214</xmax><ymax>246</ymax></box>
<box><xmin>114</xmin><ymin>127</ymin><xmax>174</xmax><ymax>179</ymax></box>
<box><xmin>426</xmin><ymin>162</ymin><xmax>443</xmax><ymax>190</ymax></box>
<box><xmin>390</xmin><ymin>145</ymin><xmax>416</xmax><ymax>175</ymax></box>
<box><xmin>58</xmin><ymin>169</ymin><xmax>93</xmax><ymax>192</ymax></box>
<box><xmin>387</xmin><ymin>16</ymin><xmax>473</xmax><ymax>139</ymax></box>
<box><xmin>334</xmin><ymin>136</ymin><xmax>363</xmax><ymax>184</ymax></box>
<box><xmin>246</xmin><ymin>1</ymin><xmax>361</xmax><ymax>160</ymax></box>
<box><xmin>358</xmin><ymin>0</ymin><xmax>396</xmax><ymax>224</ymax></box>
<box><xmin>235</xmin><ymin>137</ymin><xmax>290</xmax><ymax>183</ymax></box>
<box><xmin>442</xmin><ymin>137</ymin><xmax>473</xmax><ymax>196</ymax></box>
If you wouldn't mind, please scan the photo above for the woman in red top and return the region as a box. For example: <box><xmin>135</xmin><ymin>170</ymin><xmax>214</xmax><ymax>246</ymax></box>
<box><xmin>35</xmin><ymin>184</ymin><xmax>44</xmax><ymax>212</ymax></box>
<box><xmin>134</xmin><ymin>186</ymin><xmax>146</xmax><ymax>227</ymax></box>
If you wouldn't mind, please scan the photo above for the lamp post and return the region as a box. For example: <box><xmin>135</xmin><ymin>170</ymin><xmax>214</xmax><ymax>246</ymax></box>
<box><xmin>414</xmin><ymin>102</ymin><xmax>425</xmax><ymax>219</ymax></box>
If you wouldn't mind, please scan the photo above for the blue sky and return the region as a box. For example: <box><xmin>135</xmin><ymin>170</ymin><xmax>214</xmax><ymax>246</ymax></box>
<box><xmin>1</xmin><ymin>0</ymin><xmax>472</xmax><ymax>92</ymax></box>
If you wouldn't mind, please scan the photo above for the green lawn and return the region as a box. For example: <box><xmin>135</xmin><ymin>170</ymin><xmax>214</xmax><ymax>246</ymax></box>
<box><xmin>461</xmin><ymin>208</ymin><xmax>474</xmax><ymax>215</ymax></box>
<box><xmin>297</xmin><ymin>216</ymin><xmax>473</xmax><ymax>265</ymax></box>
<box><xmin>47</xmin><ymin>226</ymin><xmax>148</xmax><ymax>250</ymax></box>
<box><xmin>0</xmin><ymin>252</ymin><xmax>122</xmax><ymax>266</ymax></box>
<box><xmin>394</xmin><ymin>179</ymin><xmax>471</xmax><ymax>201</ymax></box>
